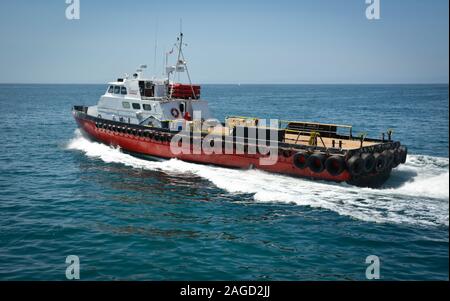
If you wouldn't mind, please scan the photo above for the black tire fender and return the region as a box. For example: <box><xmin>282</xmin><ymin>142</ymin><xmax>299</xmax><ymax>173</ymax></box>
<box><xmin>306</xmin><ymin>153</ymin><xmax>326</xmax><ymax>173</ymax></box>
<box><xmin>293</xmin><ymin>152</ymin><xmax>309</xmax><ymax>169</ymax></box>
<box><xmin>282</xmin><ymin>149</ymin><xmax>292</xmax><ymax>158</ymax></box>
<box><xmin>373</xmin><ymin>153</ymin><xmax>387</xmax><ymax>172</ymax></box>
<box><xmin>382</xmin><ymin>150</ymin><xmax>394</xmax><ymax>168</ymax></box>
<box><xmin>399</xmin><ymin>145</ymin><xmax>408</xmax><ymax>164</ymax></box>
<box><xmin>347</xmin><ymin>155</ymin><xmax>364</xmax><ymax>176</ymax></box>
<box><xmin>393</xmin><ymin>149</ymin><xmax>402</xmax><ymax>167</ymax></box>
<box><xmin>361</xmin><ymin>153</ymin><xmax>375</xmax><ymax>173</ymax></box>
<box><xmin>325</xmin><ymin>155</ymin><xmax>346</xmax><ymax>176</ymax></box>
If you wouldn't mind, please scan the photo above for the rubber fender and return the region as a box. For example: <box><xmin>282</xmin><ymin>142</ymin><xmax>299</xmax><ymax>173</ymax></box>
<box><xmin>347</xmin><ymin>155</ymin><xmax>364</xmax><ymax>176</ymax></box>
<box><xmin>361</xmin><ymin>153</ymin><xmax>375</xmax><ymax>173</ymax></box>
<box><xmin>293</xmin><ymin>152</ymin><xmax>309</xmax><ymax>169</ymax></box>
<box><xmin>393</xmin><ymin>149</ymin><xmax>402</xmax><ymax>167</ymax></box>
<box><xmin>282</xmin><ymin>149</ymin><xmax>292</xmax><ymax>158</ymax></box>
<box><xmin>399</xmin><ymin>145</ymin><xmax>408</xmax><ymax>164</ymax></box>
<box><xmin>382</xmin><ymin>150</ymin><xmax>394</xmax><ymax>168</ymax></box>
<box><xmin>325</xmin><ymin>155</ymin><xmax>346</xmax><ymax>176</ymax></box>
<box><xmin>373</xmin><ymin>153</ymin><xmax>387</xmax><ymax>173</ymax></box>
<box><xmin>306</xmin><ymin>153</ymin><xmax>326</xmax><ymax>173</ymax></box>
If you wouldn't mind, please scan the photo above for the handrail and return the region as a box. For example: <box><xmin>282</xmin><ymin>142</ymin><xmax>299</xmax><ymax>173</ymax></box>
<box><xmin>284</xmin><ymin>120</ymin><xmax>352</xmax><ymax>129</ymax></box>
<box><xmin>318</xmin><ymin>135</ymin><xmax>327</xmax><ymax>149</ymax></box>
<box><xmin>226</xmin><ymin>115</ymin><xmax>259</xmax><ymax>120</ymax></box>
<box><xmin>226</xmin><ymin>116</ymin><xmax>352</xmax><ymax>128</ymax></box>
<box><xmin>283</xmin><ymin>129</ymin><xmax>328</xmax><ymax>149</ymax></box>
<box><xmin>284</xmin><ymin>129</ymin><xmax>308</xmax><ymax>145</ymax></box>
<box><xmin>226</xmin><ymin>115</ymin><xmax>353</xmax><ymax>135</ymax></box>
<box><xmin>282</xmin><ymin>120</ymin><xmax>353</xmax><ymax>139</ymax></box>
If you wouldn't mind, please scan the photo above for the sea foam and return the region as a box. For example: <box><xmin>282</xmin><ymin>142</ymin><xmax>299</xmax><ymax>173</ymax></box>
<box><xmin>67</xmin><ymin>130</ymin><xmax>449</xmax><ymax>227</ymax></box>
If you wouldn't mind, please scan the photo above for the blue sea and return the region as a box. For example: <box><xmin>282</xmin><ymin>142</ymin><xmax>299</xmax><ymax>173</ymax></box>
<box><xmin>0</xmin><ymin>84</ymin><xmax>448</xmax><ymax>280</ymax></box>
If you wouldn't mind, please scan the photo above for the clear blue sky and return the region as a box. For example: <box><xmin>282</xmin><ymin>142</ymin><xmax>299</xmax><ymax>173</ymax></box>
<box><xmin>0</xmin><ymin>0</ymin><xmax>448</xmax><ymax>84</ymax></box>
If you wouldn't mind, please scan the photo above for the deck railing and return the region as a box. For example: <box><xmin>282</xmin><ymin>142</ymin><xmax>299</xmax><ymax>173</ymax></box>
<box><xmin>225</xmin><ymin>116</ymin><xmax>353</xmax><ymax>138</ymax></box>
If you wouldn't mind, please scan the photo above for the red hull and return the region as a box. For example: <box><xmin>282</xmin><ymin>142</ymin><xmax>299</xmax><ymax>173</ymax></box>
<box><xmin>73</xmin><ymin>113</ymin><xmax>352</xmax><ymax>183</ymax></box>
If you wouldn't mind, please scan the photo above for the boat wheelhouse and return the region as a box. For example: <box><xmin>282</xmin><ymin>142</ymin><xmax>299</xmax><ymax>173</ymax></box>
<box><xmin>89</xmin><ymin>73</ymin><xmax>211</xmax><ymax>130</ymax></box>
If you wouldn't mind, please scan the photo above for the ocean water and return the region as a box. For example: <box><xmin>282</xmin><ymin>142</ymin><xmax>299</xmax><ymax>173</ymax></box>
<box><xmin>0</xmin><ymin>84</ymin><xmax>448</xmax><ymax>280</ymax></box>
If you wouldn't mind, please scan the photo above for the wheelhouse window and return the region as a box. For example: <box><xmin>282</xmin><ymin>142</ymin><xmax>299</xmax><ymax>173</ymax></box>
<box><xmin>114</xmin><ymin>86</ymin><xmax>121</xmax><ymax>94</ymax></box>
<box><xmin>121</xmin><ymin>87</ymin><xmax>127</xmax><ymax>95</ymax></box>
<box><xmin>143</xmin><ymin>104</ymin><xmax>152</xmax><ymax>111</ymax></box>
<box><xmin>122</xmin><ymin>102</ymin><xmax>130</xmax><ymax>109</ymax></box>
<box><xmin>108</xmin><ymin>85</ymin><xmax>114</xmax><ymax>93</ymax></box>
<box><xmin>132</xmin><ymin>103</ymin><xmax>141</xmax><ymax>110</ymax></box>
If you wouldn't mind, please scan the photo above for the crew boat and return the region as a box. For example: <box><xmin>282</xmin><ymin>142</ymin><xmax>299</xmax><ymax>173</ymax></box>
<box><xmin>72</xmin><ymin>32</ymin><xmax>408</xmax><ymax>188</ymax></box>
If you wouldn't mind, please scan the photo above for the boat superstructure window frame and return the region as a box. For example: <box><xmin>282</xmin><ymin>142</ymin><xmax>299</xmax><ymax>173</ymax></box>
<box><xmin>139</xmin><ymin>81</ymin><xmax>155</xmax><ymax>98</ymax></box>
<box><xmin>121</xmin><ymin>87</ymin><xmax>127</xmax><ymax>95</ymax></box>
<box><xmin>122</xmin><ymin>101</ymin><xmax>131</xmax><ymax>109</ymax></box>
<box><xmin>108</xmin><ymin>85</ymin><xmax>114</xmax><ymax>93</ymax></box>
<box><xmin>132</xmin><ymin>103</ymin><xmax>141</xmax><ymax>110</ymax></box>
<box><xmin>143</xmin><ymin>104</ymin><xmax>152</xmax><ymax>111</ymax></box>
<box><xmin>114</xmin><ymin>86</ymin><xmax>121</xmax><ymax>94</ymax></box>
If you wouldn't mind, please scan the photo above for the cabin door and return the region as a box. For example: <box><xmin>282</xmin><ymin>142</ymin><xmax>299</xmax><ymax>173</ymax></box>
<box><xmin>178</xmin><ymin>102</ymin><xmax>186</xmax><ymax>117</ymax></box>
<box><xmin>139</xmin><ymin>81</ymin><xmax>154</xmax><ymax>97</ymax></box>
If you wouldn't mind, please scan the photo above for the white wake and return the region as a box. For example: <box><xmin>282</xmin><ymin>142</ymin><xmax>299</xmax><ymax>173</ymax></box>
<box><xmin>67</xmin><ymin>130</ymin><xmax>449</xmax><ymax>227</ymax></box>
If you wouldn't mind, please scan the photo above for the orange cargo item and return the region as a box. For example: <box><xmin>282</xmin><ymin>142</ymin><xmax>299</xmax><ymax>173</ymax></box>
<box><xmin>169</xmin><ymin>83</ymin><xmax>201</xmax><ymax>99</ymax></box>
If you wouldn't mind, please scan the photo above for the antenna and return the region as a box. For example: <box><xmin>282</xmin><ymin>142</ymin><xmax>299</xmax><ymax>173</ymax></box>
<box><xmin>176</xmin><ymin>29</ymin><xmax>196</xmax><ymax>98</ymax></box>
<box><xmin>153</xmin><ymin>19</ymin><xmax>158</xmax><ymax>77</ymax></box>
<box><xmin>166</xmin><ymin>26</ymin><xmax>197</xmax><ymax>99</ymax></box>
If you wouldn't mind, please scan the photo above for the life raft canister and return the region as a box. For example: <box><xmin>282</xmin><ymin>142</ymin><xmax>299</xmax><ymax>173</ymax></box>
<box><xmin>325</xmin><ymin>155</ymin><xmax>346</xmax><ymax>176</ymax></box>
<box><xmin>171</xmin><ymin>108</ymin><xmax>180</xmax><ymax>118</ymax></box>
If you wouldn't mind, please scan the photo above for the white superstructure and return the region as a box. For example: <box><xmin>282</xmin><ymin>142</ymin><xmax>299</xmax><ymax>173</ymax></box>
<box><xmin>86</xmin><ymin>33</ymin><xmax>212</xmax><ymax>130</ymax></box>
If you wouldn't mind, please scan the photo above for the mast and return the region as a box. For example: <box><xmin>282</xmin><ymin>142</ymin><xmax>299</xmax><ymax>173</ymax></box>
<box><xmin>167</xmin><ymin>30</ymin><xmax>197</xmax><ymax>99</ymax></box>
<box><xmin>153</xmin><ymin>20</ymin><xmax>158</xmax><ymax>78</ymax></box>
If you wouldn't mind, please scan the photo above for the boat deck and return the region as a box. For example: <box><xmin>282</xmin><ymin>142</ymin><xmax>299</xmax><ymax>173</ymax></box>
<box><xmin>220</xmin><ymin>117</ymin><xmax>381</xmax><ymax>151</ymax></box>
<box><xmin>206</xmin><ymin>127</ymin><xmax>379</xmax><ymax>150</ymax></box>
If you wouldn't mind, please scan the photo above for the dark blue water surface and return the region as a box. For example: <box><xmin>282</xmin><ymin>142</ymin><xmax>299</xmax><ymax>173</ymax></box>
<box><xmin>0</xmin><ymin>84</ymin><xmax>448</xmax><ymax>280</ymax></box>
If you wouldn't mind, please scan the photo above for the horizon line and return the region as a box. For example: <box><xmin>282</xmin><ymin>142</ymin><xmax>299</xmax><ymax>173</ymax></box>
<box><xmin>0</xmin><ymin>82</ymin><xmax>448</xmax><ymax>85</ymax></box>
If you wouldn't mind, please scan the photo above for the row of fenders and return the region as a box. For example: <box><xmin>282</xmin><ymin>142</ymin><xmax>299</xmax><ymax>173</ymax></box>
<box><xmin>95</xmin><ymin>122</ymin><xmax>173</xmax><ymax>143</ymax></box>
<box><xmin>95</xmin><ymin>121</ymin><xmax>281</xmax><ymax>152</ymax></box>
<box><xmin>291</xmin><ymin>146</ymin><xmax>407</xmax><ymax>177</ymax></box>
